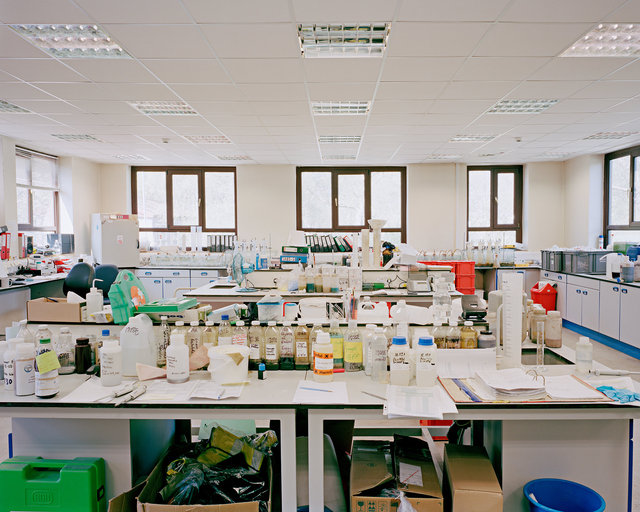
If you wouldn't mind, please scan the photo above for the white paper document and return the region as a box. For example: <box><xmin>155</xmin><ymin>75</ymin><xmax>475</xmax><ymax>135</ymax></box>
<box><xmin>189</xmin><ymin>381</ymin><xmax>244</xmax><ymax>400</ymax></box>
<box><xmin>59</xmin><ymin>376</ymin><xmax>115</xmax><ymax>403</ymax></box>
<box><xmin>545</xmin><ymin>375</ymin><xmax>604</xmax><ymax>400</ymax></box>
<box><xmin>292</xmin><ymin>381</ymin><xmax>349</xmax><ymax>404</ymax></box>
<box><xmin>437</xmin><ymin>348</ymin><xmax>496</xmax><ymax>378</ymax></box>
<box><xmin>385</xmin><ymin>384</ymin><xmax>457</xmax><ymax>419</ymax></box>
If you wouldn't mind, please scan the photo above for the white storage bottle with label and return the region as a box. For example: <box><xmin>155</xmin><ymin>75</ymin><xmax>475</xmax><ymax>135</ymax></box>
<box><xmin>3</xmin><ymin>339</ymin><xmax>20</xmax><ymax>391</ymax></box>
<box><xmin>35</xmin><ymin>337</ymin><xmax>59</xmax><ymax>399</ymax></box>
<box><xmin>415</xmin><ymin>336</ymin><xmax>437</xmax><ymax>387</ymax></box>
<box><xmin>313</xmin><ymin>332</ymin><xmax>334</xmax><ymax>383</ymax></box>
<box><xmin>576</xmin><ymin>336</ymin><xmax>593</xmax><ymax>374</ymax></box>
<box><xmin>217</xmin><ymin>315</ymin><xmax>233</xmax><ymax>346</ymax></box>
<box><xmin>166</xmin><ymin>333</ymin><xmax>189</xmax><ymax>384</ymax></box>
<box><xmin>388</xmin><ymin>336</ymin><xmax>412</xmax><ymax>386</ymax></box>
<box><xmin>370</xmin><ymin>328</ymin><xmax>389</xmax><ymax>383</ymax></box>
<box><xmin>264</xmin><ymin>321</ymin><xmax>280</xmax><ymax>370</ymax></box>
<box><xmin>100</xmin><ymin>340</ymin><xmax>123</xmax><ymax>387</ymax></box>
<box><xmin>14</xmin><ymin>342</ymin><xmax>35</xmax><ymax>396</ymax></box>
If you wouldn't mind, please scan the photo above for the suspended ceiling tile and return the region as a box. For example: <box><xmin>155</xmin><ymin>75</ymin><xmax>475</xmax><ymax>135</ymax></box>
<box><xmin>375</xmin><ymin>81</ymin><xmax>447</xmax><ymax>100</ymax></box>
<box><xmin>528</xmin><ymin>57</ymin><xmax>634</xmax><ymax>81</ymax></box>
<box><xmin>440</xmin><ymin>81</ymin><xmax>518</xmax><ymax>100</ymax></box>
<box><xmin>249</xmin><ymin>101</ymin><xmax>309</xmax><ymax>116</ymax></box>
<box><xmin>200</xmin><ymin>24</ymin><xmax>300</xmax><ymax>59</ymax></box>
<box><xmin>37</xmin><ymin>82</ymin><xmax>178</xmax><ymax>101</ymax></box>
<box><xmin>183</xmin><ymin>0</ymin><xmax>292</xmax><ymax>23</ymax></box>
<box><xmin>62</xmin><ymin>59</ymin><xmax>158</xmax><ymax>83</ymax></box>
<box><xmin>428</xmin><ymin>99</ymin><xmax>495</xmax><ymax>114</ymax></box>
<box><xmin>190</xmin><ymin>101</ymin><xmax>254</xmax><ymax>115</ymax></box>
<box><xmin>0</xmin><ymin>82</ymin><xmax>56</xmax><ymax>100</ymax></box>
<box><xmin>397</xmin><ymin>0</ymin><xmax>510</xmax><ymax>21</ymax></box>
<box><xmin>0</xmin><ymin>59</ymin><xmax>88</xmax><ymax>82</ymax></box>
<box><xmin>291</xmin><ymin>0</ymin><xmax>398</xmax><ymax>22</ymax></box>
<box><xmin>370</xmin><ymin>100</ymin><xmax>432</xmax><ymax>114</ymax></box>
<box><xmin>75</xmin><ymin>0</ymin><xmax>193</xmax><ymax>23</ymax></box>
<box><xmin>499</xmin><ymin>0</ymin><xmax>625</xmax><ymax>22</ymax></box>
<box><xmin>169</xmin><ymin>83</ymin><xmax>245</xmax><ymax>101</ymax></box>
<box><xmin>0</xmin><ymin>0</ymin><xmax>93</xmax><ymax>23</ymax></box>
<box><xmin>307</xmin><ymin>81</ymin><xmax>376</xmax><ymax>100</ymax></box>
<box><xmin>222</xmin><ymin>58</ymin><xmax>304</xmax><ymax>84</ymax></box>
<box><xmin>506</xmin><ymin>80</ymin><xmax>591</xmax><ymax>99</ymax></box>
<box><xmin>388</xmin><ymin>22</ymin><xmax>490</xmax><ymax>57</ymax></box>
<box><xmin>11</xmin><ymin>100</ymin><xmax>83</xmax><ymax>114</ymax></box>
<box><xmin>238</xmin><ymin>83</ymin><xmax>307</xmax><ymax>101</ymax></box>
<box><xmin>570</xmin><ymin>81</ymin><xmax>640</xmax><ymax>99</ymax></box>
<box><xmin>141</xmin><ymin>59</ymin><xmax>231</xmax><ymax>84</ymax></box>
<box><xmin>303</xmin><ymin>59</ymin><xmax>382</xmax><ymax>83</ymax></box>
<box><xmin>0</xmin><ymin>26</ymin><xmax>49</xmax><ymax>58</ymax></box>
<box><xmin>382</xmin><ymin>57</ymin><xmax>465</xmax><ymax>81</ymax></box>
<box><xmin>454</xmin><ymin>57</ymin><xmax>550</xmax><ymax>81</ymax></box>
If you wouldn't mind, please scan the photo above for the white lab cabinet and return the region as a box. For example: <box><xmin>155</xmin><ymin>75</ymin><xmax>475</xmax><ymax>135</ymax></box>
<box><xmin>620</xmin><ymin>285</ymin><xmax>640</xmax><ymax>349</ymax></box>
<box><xmin>566</xmin><ymin>284</ymin><xmax>582</xmax><ymax>325</ymax></box>
<box><xmin>598</xmin><ymin>282</ymin><xmax>621</xmax><ymax>340</ymax></box>
<box><xmin>162</xmin><ymin>277</ymin><xmax>190</xmax><ymax>299</ymax></box>
<box><xmin>143</xmin><ymin>278</ymin><xmax>163</xmax><ymax>301</ymax></box>
<box><xmin>565</xmin><ymin>278</ymin><xmax>599</xmax><ymax>331</ymax></box>
<box><xmin>581</xmin><ymin>287</ymin><xmax>599</xmax><ymax>331</ymax></box>
<box><xmin>190</xmin><ymin>269</ymin><xmax>219</xmax><ymax>288</ymax></box>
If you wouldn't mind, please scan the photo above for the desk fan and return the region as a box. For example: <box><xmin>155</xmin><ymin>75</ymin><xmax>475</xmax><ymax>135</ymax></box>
<box><xmin>230</xmin><ymin>252</ymin><xmax>257</xmax><ymax>292</ymax></box>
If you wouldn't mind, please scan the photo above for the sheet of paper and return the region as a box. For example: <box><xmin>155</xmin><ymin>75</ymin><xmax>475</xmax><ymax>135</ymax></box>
<box><xmin>59</xmin><ymin>376</ymin><xmax>115</xmax><ymax>403</ymax></box>
<box><xmin>437</xmin><ymin>348</ymin><xmax>496</xmax><ymax>379</ymax></box>
<box><xmin>476</xmin><ymin>368</ymin><xmax>545</xmax><ymax>392</ymax></box>
<box><xmin>189</xmin><ymin>381</ymin><xmax>244</xmax><ymax>400</ymax></box>
<box><xmin>582</xmin><ymin>376</ymin><xmax>640</xmax><ymax>407</ymax></box>
<box><xmin>138</xmin><ymin>380</ymin><xmax>197</xmax><ymax>401</ymax></box>
<box><xmin>398</xmin><ymin>462</ymin><xmax>423</xmax><ymax>487</ymax></box>
<box><xmin>292</xmin><ymin>381</ymin><xmax>349</xmax><ymax>404</ymax></box>
<box><xmin>386</xmin><ymin>385</ymin><xmax>449</xmax><ymax>419</ymax></box>
<box><xmin>545</xmin><ymin>375</ymin><xmax>604</xmax><ymax>400</ymax></box>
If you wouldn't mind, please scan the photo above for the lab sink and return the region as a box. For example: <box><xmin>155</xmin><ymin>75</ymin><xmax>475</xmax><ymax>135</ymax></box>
<box><xmin>521</xmin><ymin>348</ymin><xmax>573</xmax><ymax>366</ymax></box>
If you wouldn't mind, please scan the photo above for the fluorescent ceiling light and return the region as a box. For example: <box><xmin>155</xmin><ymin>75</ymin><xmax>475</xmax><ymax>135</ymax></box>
<box><xmin>321</xmin><ymin>154</ymin><xmax>357</xmax><ymax>160</ymax></box>
<box><xmin>423</xmin><ymin>154</ymin><xmax>462</xmax><ymax>160</ymax></box>
<box><xmin>561</xmin><ymin>23</ymin><xmax>640</xmax><ymax>57</ymax></box>
<box><xmin>449</xmin><ymin>135</ymin><xmax>496</xmax><ymax>142</ymax></box>
<box><xmin>318</xmin><ymin>135</ymin><xmax>362</xmax><ymax>143</ymax></box>
<box><xmin>129</xmin><ymin>101</ymin><xmax>197</xmax><ymax>116</ymax></box>
<box><xmin>298</xmin><ymin>23</ymin><xmax>390</xmax><ymax>58</ymax></box>
<box><xmin>542</xmin><ymin>152</ymin><xmax>574</xmax><ymax>158</ymax></box>
<box><xmin>10</xmin><ymin>24</ymin><xmax>129</xmax><ymax>59</ymax></box>
<box><xmin>0</xmin><ymin>100</ymin><xmax>30</xmax><ymax>113</ymax></box>
<box><xmin>583</xmin><ymin>131</ymin><xmax>637</xmax><ymax>139</ymax></box>
<box><xmin>312</xmin><ymin>101</ymin><xmax>370</xmax><ymax>115</ymax></box>
<box><xmin>114</xmin><ymin>154</ymin><xmax>150</xmax><ymax>161</ymax></box>
<box><xmin>52</xmin><ymin>134</ymin><xmax>102</xmax><ymax>142</ymax></box>
<box><xmin>185</xmin><ymin>135</ymin><xmax>232</xmax><ymax>144</ymax></box>
<box><xmin>216</xmin><ymin>155</ymin><xmax>252</xmax><ymax>161</ymax></box>
<box><xmin>487</xmin><ymin>99</ymin><xmax>558</xmax><ymax>114</ymax></box>
<box><xmin>478</xmin><ymin>152</ymin><xmax>504</xmax><ymax>157</ymax></box>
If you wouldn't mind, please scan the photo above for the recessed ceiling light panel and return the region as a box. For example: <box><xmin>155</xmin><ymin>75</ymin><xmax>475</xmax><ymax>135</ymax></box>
<box><xmin>487</xmin><ymin>99</ymin><xmax>558</xmax><ymax>114</ymax></box>
<box><xmin>423</xmin><ymin>154</ymin><xmax>462</xmax><ymax>160</ymax></box>
<box><xmin>52</xmin><ymin>134</ymin><xmax>102</xmax><ymax>142</ymax></box>
<box><xmin>129</xmin><ymin>101</ymin><xmax>197</xmax><ymax>116</ymax></box>
<box><xmin>562</xmin><ymin>23</ymin><xmax>640</xmax><ymax>57</ymax></box>
<box><xmin>298</xmin><ymin>23</ymin><xmax>390</xmax><ymax>58</ymax></box>
<box><xmin>185</xmin><ymin>135</ymin><xmax>232</xmax><ymax>144</ymax></box>
<box><xmin>449</xmin><ymin>135</ymin><xmax>496</xmax><ymax>142</ymax></box>
<box><xmin>318</xmin><ymin>135</ymin><xmax>362</xmax><ymax>143</ymax></box>
<box><xmin>321</xmin><ymin>154</ymin><xmax>357</xmax><ymax>160</ymax></box>
<box><xmin>312</xmin><ymin>101</ymin><xmax>370</xmax><ymax>115</ymax></box>
<box><xmin>0</xmin><ymin>100</ymin><xmax>30</xmax><ymax>113</ymax></box>
<box><xmin>584</xmin><ymin>131</ymin><xmax>637</xmax><ymax>139</ymax></box>
<box><xmin>216</xmin><ymin>155</ymin><xmax>252</xmax><ymax>161</ymax></box>
<box><xmin>10</xmin><ymin>24</ymin><xmax>130</xmax><ymax>59</ymax></box>
<box><xmin>115</xmin><ymin>154</ymin><xmax>150</xmax><ymax>161</ymax></box>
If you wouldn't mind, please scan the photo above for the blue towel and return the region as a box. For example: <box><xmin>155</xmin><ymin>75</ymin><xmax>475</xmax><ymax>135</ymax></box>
<box><xmin>596</xmin><ymin>386</ymin><xmax>640</xmax><ymax>404</ymax></box>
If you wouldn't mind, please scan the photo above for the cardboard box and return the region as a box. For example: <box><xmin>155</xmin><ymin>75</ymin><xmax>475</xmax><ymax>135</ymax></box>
<box><xmin>351</xmin><ymin>439</ymin><xmax>443</xmax><ymax>512</ymax></box>
<box><xmin>27</xmin><ymin>297</ymin><xmax>87</xmax><ymax>323</ymax></box>
<box><xmin>443</xmin><ymin>445</ymin><xmax>502</xmax><ymax>512</ymax></box>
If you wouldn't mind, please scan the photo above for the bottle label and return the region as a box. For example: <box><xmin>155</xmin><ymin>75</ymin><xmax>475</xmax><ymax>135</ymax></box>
<box><xmin>265</xmin><ymin>344</ymin><xmax>278</xmax><ymax>361</ymax></box>
<box><xmin>218</xmin><ymin>336</ymin><xmax>232</xmax><ymax>346</ymax></box>
<box><xmin>35</xmin><ymin>370</ymin><xmax>58</xmax><ymax>397</ymax></box>
<box><xmin>232</xmin><ymin>333</ymin><xmax>247</xmax><ymax>346</ymax></box>
<box><xmin>373</xmin><ymin>347</ymin><xmax>388</xmax><ymax>363</ymax></box>
<box><xmin>167</xmin><ymin>354</ymin><xmax>189</xmax><ymax>378</ymax></box>
<box><xmin>4</xmin><ymin>361</ymin><xmax>14</xmax><ymax>388</ymax></box>
<box><xmin>295</xmin><ymin>341</ymin><xmax>308</xmax><ymax>359</ymax></box>
<box><xmin>390</xmin><ymin>351</ymin><xmax>408</xmax><ymax>370</ymax></box>
<box><xmin>249</xmin><ymin>343</ymin><xmax>260</xmax><ymax>360</ymax></box>
<box><xmin>101</xmin><ymin>353</ymin><xmax>121</xmax><ymax>377</ymax></box>
<box><xmin>344</xmin><ymin>341</ymin><xmax>363</xmax><ymax>364</ymax></box>
<box><xmin>417</xmin><ymin>353</ymin><xmax>435</xmax><ymax>369</ymax></box>
<box><xmin>280</xmin><ymin>334</ymin><xmax>294</xmax><ymax>357</ymax></box>
<box><xmin>330</xmin><ymin>335</ymin><xmax>344</xmax><ymax>359</ymax></box>
<box><xmin>15</xmin><ymin>359</ymin><xmax>35</xmax><ymax>394</ymax></box>
<box><xmin>314</xmin><ymin>351</ymin><xmax>333</xmax><ymax>375</ymax></box>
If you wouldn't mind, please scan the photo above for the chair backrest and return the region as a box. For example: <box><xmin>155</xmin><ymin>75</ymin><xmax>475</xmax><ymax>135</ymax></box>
<box><xmin>63</xmin><ymin>262</ymin><xmax>95</xmax><ymax>298</ymax></box>
<box><xmin>94</xmin><ymin>264</ymin><xmax>119</xmax><ymax>295</ymax></box>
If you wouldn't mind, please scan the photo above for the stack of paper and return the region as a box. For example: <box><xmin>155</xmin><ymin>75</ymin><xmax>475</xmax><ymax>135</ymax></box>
<box><xmin>385</xmin><ymin>385</ymin><xmax>457</xmax><ymax>419</ymax></box>
<box><xmin>475</xmin><ymin>368</ymin><xmax>546</xmax><ymax>400</ymax></box>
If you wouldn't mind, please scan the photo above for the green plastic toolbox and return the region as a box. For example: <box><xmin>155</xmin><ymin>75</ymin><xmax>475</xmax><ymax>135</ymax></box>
<box><xmin>108</xmin><ymin>269</ymin><xmax>150</xmax><ymax>325</ymax></box>
<box><xmin>0</xmin><ymin>456</ymin><xmax>106</xmax><ymax>512</ymax></box>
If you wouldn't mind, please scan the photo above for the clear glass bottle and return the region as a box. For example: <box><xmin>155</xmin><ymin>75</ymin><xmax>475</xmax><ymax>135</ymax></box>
<box><xmin>279</xmin><ymin>321</ymin><xmax>295</xmax><ymax>370</ymax></box>
<box><xmin>232</xmin><ymin>320</ymin><xmax>248</xmax><ymax>347</ymax></box>
<box><xmin>432</xmin><ymin>281</ymin><xmax>452</xmax><ymax>323</ymax></box>
<box><xmin>248</xmin><ymin>321</ymin><xmax>264</xmax><ymax>370</ymax></box>
<box><xmin>370</xmin><ymin>328</ymin><xmax>388</xmax><ymax>383</ymax></box>
<box><xmin>202</xmin><ymin>320</ymin><xmax>217</xmax><ymax>348</ymax></box>
<box><xmin>305</xmin><ymin>266</ymin><xmax>316</xmax><ymax>293</ymax></box>
<box><xmin>329</xmin><ymin>318</ymin><xmax>344</xmax><ymax>369</ymax></box>
<box><xmin>35</xmin><ymin>337</ymin><xmax>59</xmax><ymax>399</ymax></box>
<box><xmin>309</xmin><ymin>323</ymin><xmax>324</xmax><ymax>370</ymax></box>
<box><xmin>344</xmin><ymin>320</ymin><xmax>363</xmax><ymax>372</ymax></box>
<box><xmin>187</xmin><ymin>321</ymin><xmax>202</xmax><ymax>355</ymax></box>
<box><xmin>460</xmin><ymin>321</ymin><xmax>478</xmax><ymax>349</ymax></box>
<box><xmin>363</xmin><ymin>324</ymin><xmax>377</xmax><ymax>376</ymax></box>
<box><xmin>264</xmin><ymin>321</ymin><xmax>279</xmax><ymax>371</ymax></box>
<box><xmin>158</xmin><ymin>316</ymin><xmax>170</xmax><ymax>366</ymax></box>
<box><xmin>314</xmin><ymin>267</ymin><xmax>324</xmax><ymax>293</ymax></box>
<box><xmin>294</xmin><ymin>323</ymin><xmax>310</xmax><ymax>370</ymax></box>
<box><xmin>56</xmin><ymin>327</ymin><xmax>75</xmax><ymax>374</ymax></box>
<box><xmin>35</xmin><ymin>325</ymin><xmax>53</xmax><ymax>346</ymax></box>
<box><xmin>17</xmin><ymin>320</ymin><xmax>35</xmax><ymax>346</ymax></box>
<box><xmin>382</xmin><ymin>321</ymin><xmax>395</xmax><ymax>351</ymax></box>
<box><xmin>217</xmin><ymin>315</ymin><xmax>233</xmax><ymax>346</ymax></box>
<box><xmin>446</xmin><ymin>321</ymin><xmax>461</xmax><ymax>349</ymax></box>
<box><xmin>433</xmin><ymin>321</ymin><xmax>448</xmax><ymax>349</ymax></box>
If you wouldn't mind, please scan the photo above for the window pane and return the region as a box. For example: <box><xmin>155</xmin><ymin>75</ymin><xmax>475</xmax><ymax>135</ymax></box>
<box><xmin>17</xmin><ymin>187</ymin><xmax>29</xmax><ymax>224</ymax></box>
<box><xmin>172</xmin><ymin>174</ymin><xmax>199</xmax><ymax>226</ymax></box>
<box><xmin>16</xmin><ymin>155</ymin><xmax>30</xmax><ymax>185</ymax></box>
<box><xmin>205</xmin><ymin>172</ymin><xmax>235</xmax><ymax>229</ymax></box>
<box><xmin>497</xmin><ymin>172</ymin><xmax>515</xmax><ymax>225</ymax></box>
<box><xmin>371</xmin><ymin>172</ymin><xmax>401</xmax><ymax>228</ymax></box>
<box><xmin>609</xmin><ymin>155</ymin><xmax>630</xmax><ymax>226</ymax></box>
<box><xmin>31</xmin><ymin>156</ymin><xmax>57</xmax><ymax>187</ymax></box>
<box><xmin>634</xmin><ymin>157</ymin><xmax>640</xmax><ymax>222</ymax></box>
<box><xmin>608</xmin><ymin>229</ymin><xmax>640</xmax><ymax>245</ymax></box>
<box><xmin>136</xmin><ymin>172</ymin><xmax>167</xmax><ymax>228</ymax></box>
<box><xmin>301</xmin><ymin>172</ymin><xmax>331</xmax><ymax>229</ymax></box>
<box><xmin>338</xmin><ymin>174</ymin><xmax>365</xmax><ymax>226</ymax></box>
<box><xmin>468</xmin><ymin>170</ymin><xmax>491</xmax><ymax>227</ymax></box>
<box><xmin>468</xmin><ymin>230</ymin><xmax>516</xmax><ymax>245</ymax></box>
<box><xmin>31</xmin><ymin>189</ymin><xmax>55</xmax><ymax>228</ymax></box>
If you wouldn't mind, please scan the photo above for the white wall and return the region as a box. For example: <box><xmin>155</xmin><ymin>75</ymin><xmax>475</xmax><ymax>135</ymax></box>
<box><xmin>100</xmin><ymin>164</ymin><xmax>131</xmax><ymax>214</ymax></box>
<box><xmin>563</xmin><ymin>154</ymin><xmax>603</xmax><ymax>248</ymax></box>
<box><xmin>523</xmin><ymin>162</ymin><xmax>565</xmax><ymax>250</ymax></box>
<box><xmin>0</xmin><ymin>136</ymin><xmax>17</xmax><ymax>254</ymax></box>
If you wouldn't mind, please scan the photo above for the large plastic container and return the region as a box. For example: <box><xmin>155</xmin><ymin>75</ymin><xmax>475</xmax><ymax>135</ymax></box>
<box><xmin>541</xmin><ymin>250</ymin><xmax>564</xmax><ymax>272</ymax></box>
<box><xmin>0</xmin><ymin>456</ymin><xmax>106</xmax><ymax>512</ymax></box>
<box><xmin>108</xmin><ymin>270</ymin><xmax>149</xmax><ymax>325</ymax></box>
<box><xmin>208</xmin><ymin>345</ymin><xmax>250</xmax><ymax>385</ymax></box>
<box><xmin>563</xmin><ymin>250</ymin><xmax>612</xmax><ymax>275</ymax></box>
<box><xmin>531</xmin><ymin>282</ymin><xmax>557</xmax><ymax>313</ymax></box>
<box><xmin>523</xmin><ymin>478</ymin><xmax>605</xmax><ymax>512</ymax></box>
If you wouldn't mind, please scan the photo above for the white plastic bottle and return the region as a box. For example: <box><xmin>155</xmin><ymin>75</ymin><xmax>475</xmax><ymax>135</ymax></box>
<box><xmin>86</xmin><ymin>278</ymin><xmax>104</xmax><ymax>317</ymax></box>
<box><xmin>370</xmin><ymin>328</ymin><xmax>388</xmax><ymax>383</ymax></box>
<box><xmin>313</xmin><ymin>332</ymin><xmax>334</xmax><ymax>383</ymax></box>
<box><xmin>100</xmin><ymin>340</ymin><xmax>123</xmax><ymax>387</ymax></box>
<box><xmin>388</xmin><ymin>336</ymin><xmax>412</xmax><ymax>386</ymax></box>
<box><xmin>217</xmin><ymin>315</ymin><xmax>233</xmax><ymax>346</ymax></box>
<box><xmin>363</xmin><ymin>323</ymin><xmax>376</xmax><ymax>376</ymax></box>
<box><xmin>3</xmin><ymin>339</ymin><xmax>20</xmax><ymax>391</ymax></box>
<box><xmin>14</xmin><ymin>343</ymin><xmax>35</xmax><ymax>396</ymax></box>
<box><xmin>576</xmin><ymin>336</ymin><xmax>593</xmax><ymax>374</ymax></box>
<box><xmin>166</xmin><ymin>333</ymin><xmax>189</xmax><ymax>384</ymax></box>
<box><xmin>415</xmin><ymin>336</ymin><xmax>438</xmax><ymax>387</ymax></box>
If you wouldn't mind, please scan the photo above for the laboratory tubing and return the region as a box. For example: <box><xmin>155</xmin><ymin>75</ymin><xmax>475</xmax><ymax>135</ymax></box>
<box><xmin>187</xmin><ymin>321</ymin><xmax>202</xmax><ymax>355</ymax></box>
<box><xmin>433</xmin><ymin>321</ymin><xmax>447</xmax><ymax>349</ymax></box>
<box><xmin>167</xmin><ymin>333</ymin><xmax>190</xmax><ymax>384</ymax></box>
<box><xmin>217</xmin><ymin>315</ymin><xmax>233</xmax><ymax>346</ymax></box>
<box><xmin>344</xmin><ymin>320</ymin><xmax>363</xmax><ymax>372</ymax></box>
<box><xmin>576</xmin><ymin>337</ymin><xmax>593</xmax><ymax>374</ymax></box>
<box><xmin>294</xmin><ymin>323</ymin><xmax>310</xmax><ymax>370</ymax></box>
<box><xmin>3</xmin><ymin>339</ymin><xmax>21</xmax><ymax>391</ymax></box>
<box><xmin>388</xmin><ymin>336</ymin><xmax>412</xmax><ymax>386</ymax></box>
<box><xmin>232</xmin><ymin>320</ymin><xmax>248</xmax><ymax>347</ymax></box>
<box><xmin>14</xmin><ymin>343</ymin><xmax>35</xmax><ymax>396</ymax></box>
<box><xmin>56</xmin><ymin>327</ymin><xmax>75</xmax><ymax>374</ymax></box>
<box><xmin>264</xmin><ymin>321</ymin><xmax>279</xmax><ymax>370</ymax></box>
<box><xmin>309</xmin><ymin>323</ymin><xmax>324</xmax><ymax>370</ymax></box>
<box><xmin>158</xmin><ymin>316</ymin><xmax>170</xmax><ymax>365</ymax></box>
<box><xmin>279</xmin><ymin>321</ymin><xmax>295</xmax><ymax>370</ymax></box>
<box><xmin>370</xmin><ymin>328</ymin><xmax>388</xmax><ymax>383</ymax></box>
<box><xmin>74</xmin><ymin>338</ymin><xmax>92</xmax><ymax>374</ymax></box>
<box><xmin>415</xmin><ymin>337</ymin><xmax>437</xmax><ymax>387</ymax></box>
<box><xmin>460</xmin><ymin>321</ymin><xmax>478</xmax><ymax>349</ymax></box>
<box><xmin>478</xmin><ymin>330</ymin><xmax>497</xmax><ymax>349</ymax></box>
<box><xmin>100</xmin><ymin>341</ymin><xmax>123</xmax><ymax>387</ymax></box>
<box><xmin>446</xmin><ymin>321</ymin><xmax>461</xmax><ymax>349</ymax></box>
<box><xmin>313</xmin><ymin>332</ymin><xmax>334</xmax><ymax>383</ymax></box>
<box><xmin>363</xmin><ymin>324</ymin><xmax>376</xmax><ymax>376</ymax></box>
<box><xmin>248</xmin><ymin>321</ymin><xmax>264</xmax><ymax>370</ymax></box>
<box><xmin>202</xmin><ymin>320</ymin><xmax>217</xmax><ymax>348</ymax></box>
<box><xmin>35</xmin><ymin>336</ymin><xmax>59</xmax><ymax>399</ymax></box>
<box><xmin>329</xmin><ymin>319</ymin><xmax>344</xmax><ymax>369</ymax></box>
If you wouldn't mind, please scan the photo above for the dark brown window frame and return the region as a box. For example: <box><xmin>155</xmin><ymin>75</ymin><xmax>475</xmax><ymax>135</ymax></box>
<box><xmin>296</xmin><ymin>166</ymin><xmax>407</xmax><ymax>243</ymax></box>
<box><xmin>466</xmin><ymin>165</ymin><xmax>523</xmax><ymax>243</ymax></box>
<box><xmin>131</xmin><ymin>166</ymin><xmax>237</xmax><ymax>233</ymax></box>
<box><xmin>604</xmin><ymin>144</ymin><xmax>640</xmax><ymax>241</ymax></box>
<box><xmin>16</xmin><ymin>147</ymin><xmax>59</xmax><ymax>233</ymax></box>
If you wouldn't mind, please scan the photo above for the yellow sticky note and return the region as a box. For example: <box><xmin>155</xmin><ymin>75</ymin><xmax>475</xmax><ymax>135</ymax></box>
<box><xmin>36</xmin><ymin>350</ymin><xmax>61</xmax><ymax>374</ymax></box>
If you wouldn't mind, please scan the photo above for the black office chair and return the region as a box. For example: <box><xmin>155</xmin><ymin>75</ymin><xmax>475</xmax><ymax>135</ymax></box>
<box><xmin>94</xmin><ymin>264</ymin><xmax>119</xmax><ymax>304</ymax></box>
<box><xmin>63</xmin><ymin>262</ymin><xmax>94</xmax><ymax>299</ymax></box>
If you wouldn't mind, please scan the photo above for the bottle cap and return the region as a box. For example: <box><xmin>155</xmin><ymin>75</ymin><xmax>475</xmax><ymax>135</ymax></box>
<box><xmin>283</xmin><ymin>321</ymin><xmax>292</xmax><ymax>327</ymax></box>
<box><xmin>267</xmin><ymin>321</ymin><xmax>276</xmax><ymax>326</ymax></box>
<box><xmin>449</xmin><ymin>320</ymin><xmax>458</xmax><ymax>326</ymax></box>
<box><xmin>392</xmin><ymin>336</ymin><xmax>407</xmax><ymax>346</ymax></box>
<box><xmin>365</xmin><ymin>323</ymin><xmax>376</xmax><ymax>329</ymax></box>
<box><xmin>175</xmin><ymin>321</ymin><xmax>184</xmax><ymax>327</ymax></box>
<box><xmin>418</xmin><ymin>336</ymin><xmax>434</xmax><ymax>346</ymax></box>
<box><xmin>221</xmin><ymin>315</ymin><xmax>229</xmax><ymax>321</ymax></box>
<box><xmin>101</xmin><ymin>329</ymin><xmax>110</xmax><ymax>336</ymax></box>
<box><xmin>161</xmin><ymin>316</ymin><xmax>168</xmax><ymax>320</ymax></box>
<box><xmin>76</xmin><ymin>337</ymin><xmax>90</xmax><ymax>346</ymax></box>
<box><xmin>480</xmin><ymin>330</ymin><xmax>492</xmax><ymax>335</ymax></box>
<box><xmin>578</xmin><ymin>336</ymin><xmax>590</xmax><ymax>344</ymax></box>
<box><xmin>236</xmin><ymin>320</ymin><xmax>245</xmax><ymax>327</ymax></box>
<box><xmin>464</xmin><ymin>321</ymin><xmax>473</xmax><ymax>327</ymax></box>
<box><xmin>190</xmin><ymin>321</ymin><xmax>199</xmax><ymax>327</ymax></box>
<box><xmin>170</xmin><ymin>333</ymin><xmax>185</xmax><ymax>345</ymax></box>
<box><xmin>205</xmin><ymin>321</ymin><xmax>213</xmax><ymax>326</ymax></box>
<box><xmin>251</xmin><ymin>321</ymin><xmax>261</xmax><ymax>326</ymax></box>
<box><xmin>258</xmin><ymin>363</ymin><xmax>266</xmax><ymax>371</ymax></box>
<box><xmin>317</xmin><ymin>332</ymin><xmax>330</xmax><ymax>344</ymax></box>
<box><xmin>60</xmin><ymin>327</ymin><xmax>70</xmax><ymax>333</ymax></box>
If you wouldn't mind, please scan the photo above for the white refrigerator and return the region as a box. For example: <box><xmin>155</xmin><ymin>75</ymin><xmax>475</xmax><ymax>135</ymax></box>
<box><xmin>91</xmin><ymin>213</ymin><xmax>140</xmax><ymax>267</ymax></box>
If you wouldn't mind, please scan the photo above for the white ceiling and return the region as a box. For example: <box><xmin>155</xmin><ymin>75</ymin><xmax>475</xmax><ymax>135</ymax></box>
<box><xmin>1</xmin><ymin>0</ymin><xmax>640</xmax><ymax>165</ymax></box>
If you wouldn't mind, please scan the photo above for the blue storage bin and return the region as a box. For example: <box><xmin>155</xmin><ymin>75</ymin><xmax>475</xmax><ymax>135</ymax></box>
<box><xmin>524</xmin><ymin>478</ymin><xmax>605</xmax><ymax>512</ymax></box>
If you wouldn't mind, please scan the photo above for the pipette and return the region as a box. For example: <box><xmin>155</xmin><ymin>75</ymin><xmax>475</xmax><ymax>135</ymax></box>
<box><xmin>588</xmin><ymin>369</ymin><xmax>640</xmax><ymax>377</ymax></box>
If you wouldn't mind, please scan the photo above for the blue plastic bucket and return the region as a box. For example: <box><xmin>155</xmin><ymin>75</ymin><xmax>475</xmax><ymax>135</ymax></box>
<box><xmin>524</xmin><ymin>479</ymin><xmax>605</xmax><ymax>512</ymax></box>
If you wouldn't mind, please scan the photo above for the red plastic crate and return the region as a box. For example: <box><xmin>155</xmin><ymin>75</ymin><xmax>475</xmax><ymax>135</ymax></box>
<box><xmin>455</xmin><ymin>274</ymin><xmax>476</xmax><ymax>290</ymax></box>
<box><xmin>457</xmin><ymin>288</ymin><xmax>476</xmax><ymax>295</ymax></box>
